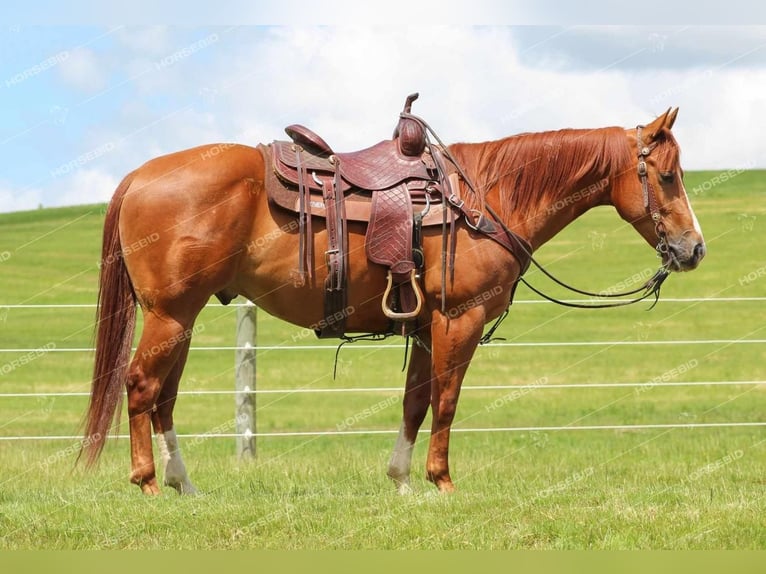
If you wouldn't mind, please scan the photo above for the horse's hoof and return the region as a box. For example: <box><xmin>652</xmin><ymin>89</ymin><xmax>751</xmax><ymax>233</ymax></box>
<box><xmin>396</xmin><ymin>482</ymin><xmax>413</xmax><ymax>495</ymax></box>
<box><xmin>387</xmin><ymin>472</ymin><xmax>412</xmax><ymax>495</ymax></box>
<box><xmin>139</xmin><ymin>481</ymin><xmax>161</xmax><ymax>496</ymax></box>
<box><xmin>165</xmin><ymin>480</ymin><xmax>199</xmax><ymax>496</ymax></box>
<box><xmin>435</xmin><ymin>480</ymin><xmax>456</xmax><ymax>494</ymax></box>
<box><xmin>179</xmin><ymin>484</ymin><xmax>199</xmax><ymax>496</ymax></box>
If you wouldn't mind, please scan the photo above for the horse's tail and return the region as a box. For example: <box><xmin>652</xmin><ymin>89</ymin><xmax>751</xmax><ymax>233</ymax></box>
<box><xmin>79</xmin><ymin>172</ymin><xmax>137</xmax><ymax>467</ymax></box>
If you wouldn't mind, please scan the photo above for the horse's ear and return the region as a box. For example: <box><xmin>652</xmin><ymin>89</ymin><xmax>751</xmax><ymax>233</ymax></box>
<box><xmin>665</xmin><ymin>107</ymin><xmax>679</xmax><ymax>130</ymax></box>
<box><xmin>644</xmin><ymin>108</ymin><xmax>672</xmax><ymax>141</ymax></box>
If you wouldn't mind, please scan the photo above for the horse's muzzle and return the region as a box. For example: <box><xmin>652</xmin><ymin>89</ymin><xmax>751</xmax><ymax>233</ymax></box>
<box><xmin>666</xmin><ymin>239</ymin><xmax>706</xmax><ymax>272</ymax></box>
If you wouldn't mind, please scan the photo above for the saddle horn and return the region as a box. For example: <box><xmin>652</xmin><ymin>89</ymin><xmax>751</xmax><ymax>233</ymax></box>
<box><xmin>402</xmin><ymin>92</ymin><xmax>419</xmax><ymax>113</ymax></box>
<box><xmin>393</xmin><ymin>92</ymin><xmax>426</xmax><ymax>157</ymax></box>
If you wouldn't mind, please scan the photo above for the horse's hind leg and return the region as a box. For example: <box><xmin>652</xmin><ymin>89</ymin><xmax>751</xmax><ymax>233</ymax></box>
<box><xmin>152</xmin><ymin>336</ymin><xmax>197</xmax><ymax>495</ymax></box>
<box><xmin>127</xmin><ymin>309</ymin><xmax>201</xmax><ymax>494</ymax></box>
<box><xmin>387</xmin><ymin>340</ymin><xmax>432</xmax><ymax>494</ymax></box>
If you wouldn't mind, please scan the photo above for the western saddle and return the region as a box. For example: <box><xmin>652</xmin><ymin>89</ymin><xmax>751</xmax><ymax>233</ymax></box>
<box><xmin>262</xmin><ymin>93</ymin><xmax>532</xmax><ymax>338</ymax></box>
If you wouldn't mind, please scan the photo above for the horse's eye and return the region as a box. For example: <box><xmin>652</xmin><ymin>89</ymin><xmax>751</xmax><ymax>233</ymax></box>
<box><xmin>659</xmin><ymin>171</ymin><xmax>675</xmax><ymax>184</ymax></box>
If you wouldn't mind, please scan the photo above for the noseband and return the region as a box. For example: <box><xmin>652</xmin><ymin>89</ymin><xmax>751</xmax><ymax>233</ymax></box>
<box><xmin>636</xmin><ymin>125</ymin><xmax>669</xmax><ymax>258</ymax></box>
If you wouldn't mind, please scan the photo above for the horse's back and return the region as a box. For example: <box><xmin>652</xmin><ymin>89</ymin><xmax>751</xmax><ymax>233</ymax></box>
<box><xmin>127</xmin><ymin>143</ymin><xmax>264</xmax><ymax>197</ymax></box>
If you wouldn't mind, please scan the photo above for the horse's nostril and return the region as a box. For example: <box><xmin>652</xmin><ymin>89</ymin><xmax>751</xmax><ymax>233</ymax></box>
<box><xmin>693</xmin><ymin>242</ymin><xmax>706</xmax><ymax>262</ymax></box>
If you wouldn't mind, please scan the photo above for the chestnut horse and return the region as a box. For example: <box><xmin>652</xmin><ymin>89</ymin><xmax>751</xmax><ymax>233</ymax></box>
<box><xmin>81</xmin><ymin>107</ymin><xmax>705</xmax><ymax>495</ymax></box>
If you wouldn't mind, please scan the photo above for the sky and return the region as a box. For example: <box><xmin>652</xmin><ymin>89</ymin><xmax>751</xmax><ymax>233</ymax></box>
<box><xmin>1</xmin><ymin>20</ymin><xmax>766</xmax><ymax>212</ymax></box>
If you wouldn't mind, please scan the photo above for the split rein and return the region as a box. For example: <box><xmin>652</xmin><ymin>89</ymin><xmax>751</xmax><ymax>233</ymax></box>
<box><xmin>407</xmin><ymin>113</ymin><xmax>673</xmax><ymax>316</ymax></box>
<box><xmin>507</xmin><ymin>124</ymin><xmax>671</xmax><ymax>310</ymax></box>
<box><xmin>493</xmin><ymin>210</ymin><xmax>670</xmax><ymax>310</ymax></box>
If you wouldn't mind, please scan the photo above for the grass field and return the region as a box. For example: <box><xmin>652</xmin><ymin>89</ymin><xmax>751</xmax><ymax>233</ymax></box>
<box><xmin>0</xmin><ymin>170</ymin><xmax>764</xmax><ymax>549</ymax></box>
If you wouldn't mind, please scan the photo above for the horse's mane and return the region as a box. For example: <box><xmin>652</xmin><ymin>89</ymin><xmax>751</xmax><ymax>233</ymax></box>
<box><xmin>448</xmin><ymin>127</ymin><xmax>635</xmax><ymax>220</ymax></box>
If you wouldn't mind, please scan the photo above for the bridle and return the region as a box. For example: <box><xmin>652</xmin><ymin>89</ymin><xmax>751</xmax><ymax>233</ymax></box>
<box><xmin>636</xmin><ymin>125</ymin><xmax>670</xmax><ymax>259</ymax></box>
<box><xmin>473</xmin><ymin>125</ymin><xmax>674</xmax><ymax>324</ymax></box>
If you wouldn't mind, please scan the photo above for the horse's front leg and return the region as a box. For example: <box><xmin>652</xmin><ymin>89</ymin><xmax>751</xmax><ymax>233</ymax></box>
<box><xmin>426</xmin><ymin>306</ymin><xmax>484</xmax><ymax>493</ymax></box>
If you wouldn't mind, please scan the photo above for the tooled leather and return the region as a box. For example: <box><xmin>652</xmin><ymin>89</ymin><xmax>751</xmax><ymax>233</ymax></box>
<box><xmin>264</xmin><ymin>143</ymin><xmax>455</xmax><ymax>227</ymax></box>
<box><xmin>274</xmin><ymin>140</ymin><xmax>333</xmax><ymax>171</ymax></box>
<box><xmin>396</xmin><ymin>118</ymin><xmax>426</xmax><ymax>157</ymax></box>
<box><xmin>272</xmin><ymin>142</ymin><xmax>346</xmax><ymax>195</ymax></box>
<box><xmin>365</xmin><ymin>183</ymin><xmax>414</xmax><ymax>272</ymax></box>
<box><xmin>273</xmin><ymin>139</ymin><xmax>431</xmax><ymax>193</ymax></box>
<box><xmin>336</xmin><ymin>140</ymin><xmax>430</xmax><ymax>190</ymax></box>
<box><xmin>284</xmin><ymin>124</ymin><xmax>333</xmax><ymax>156</ymax></box>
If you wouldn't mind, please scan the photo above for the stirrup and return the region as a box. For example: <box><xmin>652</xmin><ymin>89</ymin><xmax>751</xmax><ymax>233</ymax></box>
<box><xmin>381</xmin><ymin>269</ymin><xmax>423</xmax><ymax>321</ymax></box>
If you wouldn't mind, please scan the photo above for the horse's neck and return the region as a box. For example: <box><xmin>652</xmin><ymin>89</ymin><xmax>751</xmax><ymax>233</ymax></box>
<box><xmin>509</xmin><ymin>173</ymin><xmax>611</xmax><ymax>251</ymax></box>
<box><xmin>452</xmin><ymin>130</ymin><xmax>623</xmax><ymax>251</ymax></box>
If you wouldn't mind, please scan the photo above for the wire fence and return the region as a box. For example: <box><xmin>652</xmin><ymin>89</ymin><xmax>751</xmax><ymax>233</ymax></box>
<box><xmin>3</xmin><ymin>421</ymin><xmax>766</xmax><ymax>442</ymax></box>
<box><xmin>1</xmin><ymin>298</ymin><xmax>764</xmax><ymax>442</ymax></box>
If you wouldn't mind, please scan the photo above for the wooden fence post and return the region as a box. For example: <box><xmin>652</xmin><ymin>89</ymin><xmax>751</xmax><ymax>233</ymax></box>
<box><xmin>235</xmin><ymin>300</ymin><xmax>256</xmax><ymax>459</ymax></box>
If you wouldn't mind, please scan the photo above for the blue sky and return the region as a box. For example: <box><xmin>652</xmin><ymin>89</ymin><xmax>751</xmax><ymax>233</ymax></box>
<box><xmin>1</xmin><ymin>23</ymin><xmax>766</xmax><ymax>212</ymax></box>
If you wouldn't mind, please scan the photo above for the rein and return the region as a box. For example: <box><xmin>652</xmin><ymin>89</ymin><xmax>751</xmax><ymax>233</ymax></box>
<box><xmin>485</xmin><ymin>202</ymin><xmax>670</xmax><ymax>310</ymax></box>
<box><xmin>408</xmin><ymin>113</ymin><xmax>673</xmax><ymax>313</ymax></box>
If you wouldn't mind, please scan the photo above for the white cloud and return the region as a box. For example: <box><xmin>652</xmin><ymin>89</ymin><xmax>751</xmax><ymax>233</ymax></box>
<box><xmin>52</xmin><ymin>168</ymin><xmax>119</xmax><ymax>208</ymax></box>
<box><xmin>10</xmin><ymin>25</ymin><xmax>765</xmax><ymax>215</ymax></box>
<box><xmin>224</xmin><ymin>0</ymin><xmax>534</xmax><ymax>25</ymax></box>
<box><xmin>219</xmin><ymin>27</ymin><xmax>527</xmax><ymax>147</ymax></box>
<box><xmin>207</xmin><ymin>27</ymin><xmax>644</xmax><ymax>148</ymax></box>
<box><xmin>95</xmin><ymin>27</ymin><xmax>766</xmax><ymax>172</ymax></box>
<box><xmin>116</xmin><ymin>26</ymin><xmax>173</xmax><ymax>56</ymax></box>
<box><xmin>638</xmin><ymin>66</ymin><xmax>766</xmax><ymax>168</ymax></box>
<box><xmin>211</xmin><ymin>26</ymin><xmax>763</xmax><ymax>170</ymax></box>
<box><xmin>0</xmin><ymin>184</ymin><xmax>43</xmax><ymax>213</ymax></box>
<box><xmin>512</xmin><ymin>26</ymin><xmax>766</xmax><ymax>71</ymax></box>
<box><xmin>56</xmin><ymin>47</ymin><xmax>107</xmax><ymax>93</ymax></box>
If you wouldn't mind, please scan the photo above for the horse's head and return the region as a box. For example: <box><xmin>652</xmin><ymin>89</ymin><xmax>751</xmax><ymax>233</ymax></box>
<box><xmin>612</xmin><ymin>108</ymin><xmax>705</xmax><ymax>272</ymax></box>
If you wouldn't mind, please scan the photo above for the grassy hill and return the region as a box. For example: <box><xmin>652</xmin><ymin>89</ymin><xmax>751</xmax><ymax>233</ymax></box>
<box><xmin>0</xmin><ymin>171</ymin><xmax>764</xmax><ymax>549</ymax></box>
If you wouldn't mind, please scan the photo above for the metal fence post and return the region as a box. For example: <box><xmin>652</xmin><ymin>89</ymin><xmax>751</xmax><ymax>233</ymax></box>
<box><xmin>235</xmin><ymin>300</ymin><xmax>256</xmax><ymax>459</ymax></box>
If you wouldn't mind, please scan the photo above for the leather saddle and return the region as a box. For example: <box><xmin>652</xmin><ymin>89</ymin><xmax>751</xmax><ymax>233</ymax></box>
<box><xmin>273</xmin><ymin>138</ymin><xmax>432</xmax><ymax>192</ymax></box>
<box><xmin>268</xmin><ymin>137</ymin><xmax>452</xmax><ymax>225</ymax></box>
<box><xmin>263</xmin><ymin>93</ymin><xmax>455</xmax><ymax>337</ymax></box>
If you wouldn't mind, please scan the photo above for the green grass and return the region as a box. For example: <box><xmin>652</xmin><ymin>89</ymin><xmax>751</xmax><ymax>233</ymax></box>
<box><xmin>0</xmin><ymin>170</ymin><xmax>765</xmax><ymax>549</ymax></box>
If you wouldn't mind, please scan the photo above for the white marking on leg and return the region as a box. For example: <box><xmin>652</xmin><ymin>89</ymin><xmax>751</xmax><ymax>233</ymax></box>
<box><xmin>387</xmin><ymin>422</ymin><xmax>415</xmax><ymax>495</ymax></box>
<box><xmin>156</xmin><ymin>429</ymin><xmax>198</xmax><ymax>495</ymax></box>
